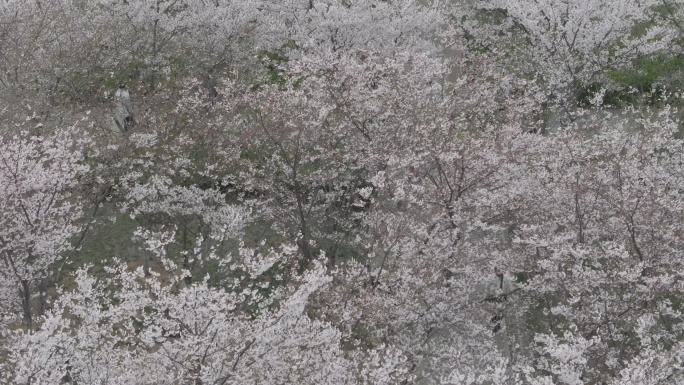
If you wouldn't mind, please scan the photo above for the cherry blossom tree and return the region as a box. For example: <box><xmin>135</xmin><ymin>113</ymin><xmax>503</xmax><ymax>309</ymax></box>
<box><xmin>203</xmin><ymin>39</ymin><xmax>549</xmax><ymax>382</ymax></box>
<box><xmin>0</xmin><ymin>122</ymin><xmax>90</xmax><ymax>331</ymax></box>
<box><xmin>2</xmin><ymin>244</ymin><xmax>410</xmax><ymax>384</ymax></box>
<box><xmin>258</xmin><ymin>0</ymin><xmax>442</xmax><ymax>54</ymax></box>
<box><xmin>505</xmin><ymin>109</ymin><xmax>684</xmax><ymax>384</ymax></box>
<box><xmin>3</xmin><ymin>1</ymin><xmax>684</xmax><ymax>384</ymax></box>
<box><xmin>457</xmin><ymin>0</ymin><xmax>674</xmax><ymax>114</ymax></box>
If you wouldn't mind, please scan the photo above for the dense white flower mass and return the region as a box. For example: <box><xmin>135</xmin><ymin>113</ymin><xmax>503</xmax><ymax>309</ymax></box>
<box><xmin>1</xmin><ymin>0</ymin><xmax>684</xmax><ymax>384</ymax></box>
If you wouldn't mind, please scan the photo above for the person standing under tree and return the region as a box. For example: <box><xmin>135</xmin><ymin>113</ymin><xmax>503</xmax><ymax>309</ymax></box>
<box><xmin>112</xmin><ymin>84</ymin><xmax>135</xmax><ymax>133</ymax></box>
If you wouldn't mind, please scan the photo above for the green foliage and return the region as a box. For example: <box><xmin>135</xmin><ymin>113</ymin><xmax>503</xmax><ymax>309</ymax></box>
<box><xmin>630</xmin><ymin>20</ymin><xmax>657</xmax><ymax>38</ymax></box>
<box><xmin>577</xmin><ymin>83</ymin><xmax>637</xmax><ymax>108</ymax></box>
<box><xmin>576</xmin><ymin>53</ymin><xmax>684</xmax><ymax>107</ymax></box>
<box><xmin>252</xmin><ymin>47</ymin><xmax>291</xmax><ymax>90</ymax></box>
<box><xmin>608</xmin><ymin>54</ymin><xmax>684</xmax><ymax>94</ymax></box>
<box><xmin>514</xmin><ymin>271</ymin><xmax>531</xmax><ymax>284</ymax></box>
<box><xmin>240</xmin><ymin>147</ymin><xmax>262</xmax><ymax>161</ymax></box>
<box><xmin>249</xmin><ymin>43</ymin><xmax>308</xmax><ymax>91</ymax></box>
